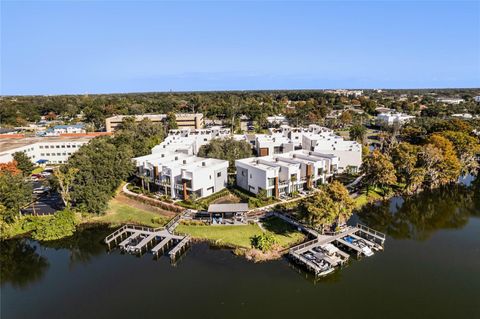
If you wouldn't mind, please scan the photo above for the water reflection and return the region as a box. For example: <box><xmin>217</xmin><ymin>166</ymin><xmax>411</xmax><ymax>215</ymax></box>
<box><xmin>41</xmin><ymin>225</ymin><xmax>112</xmax><ymax>268</ymax></box>
<box><xmin>0</xmin><ymin>239</ymin><xmax>49</xmax><ymax>288</ymax></box>
<box><xmin>357</xmin><ymin>182</ymin><xmax>479</xmax><ymax>241</ymax></box>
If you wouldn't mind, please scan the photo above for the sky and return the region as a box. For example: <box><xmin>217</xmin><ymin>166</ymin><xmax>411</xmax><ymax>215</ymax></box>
<box><xmin>1</xmin><ymin>0</ymin><xmax>479</xmax><ymax>95</ymax></box>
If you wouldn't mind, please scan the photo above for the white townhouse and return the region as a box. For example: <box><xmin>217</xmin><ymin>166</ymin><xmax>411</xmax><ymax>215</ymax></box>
<box><xmin>254</xmin><ymin>134</ymin><xmax>294</xmax><ymax>157</ymax></box>
<box><xmin>376</xmin><ymin>112</ymin><xmax>415</xmax><ymax>126</ymax></box>
<box><xmin>133</xmin><ymin>152</ymin><xmax>228</xmax><ymax>200</ymax></box>
<box><xmin>0</xmin><ymin>136</ymin><xmax>93</xmax><ymax>165</ymax></box>
<box><xmin>235</xmin><ymin>150</ymin><xmax>338</xmax><ymax>198</ymax></box>
<box><xmin>152</xmin><ymin>126</ymin><xmax>231</xmax><ymax>155</ymax></box>
<box><xmin>301</xmin><ymin>132</ymin><xmax>362</xmax><ymax>173</ymax></box>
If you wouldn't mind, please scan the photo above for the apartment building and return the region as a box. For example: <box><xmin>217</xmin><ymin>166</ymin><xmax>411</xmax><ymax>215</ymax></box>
<box><xmin>134</xmin><ymin>152</ymin><xmax>228</xmax><ymax>200</ymax></box>
<box><xmin>0</xmin><ymin>136</ymin><xmax>93</xmax><ymax>164</ymax></box>
<box><xmin>235</xmin><ymin>150</ymin><xmax>338</xmax><ymax>198</ymax></box>
<box><xmin>376</xmin><ymin>112</ymin><xmax>415</xmax><ymax>126</ymax></box>
<box><xmin>151</xmin><ymin>126</ymin><xmax>231</xmax><ymax>155</ymax></box>
<box><xmin>105</xmin><ymin>113</ymin><xmax>204</xmax><ymax>132</ymax></box>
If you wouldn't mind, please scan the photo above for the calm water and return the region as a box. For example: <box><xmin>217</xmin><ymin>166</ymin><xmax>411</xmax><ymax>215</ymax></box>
<box><xmin>2</xmin><ymin>180</ymin><xmax>479</xmax><ymax>319</ymax></box>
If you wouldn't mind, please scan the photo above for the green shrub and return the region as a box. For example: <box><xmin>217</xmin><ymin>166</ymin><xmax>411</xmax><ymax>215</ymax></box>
<box><xmin>30</xmin><ymin>209</ymin><xmax>78</xmax><ymax>241</ymax></box>
<box><xmin>250</xmin><ymin>232</ymin><xmax>278</xmax><ymax>252</ymax></box>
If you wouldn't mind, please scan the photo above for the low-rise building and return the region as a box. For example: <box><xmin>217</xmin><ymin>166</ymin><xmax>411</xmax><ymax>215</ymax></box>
<box><xmin>133</xmin><ymin>152</ymin><xmax>228</xmax><ymax>200</ymax></box>
<box><xmin>0</xmin><ymin>136</ymin><xmax>94</xmax><ymax>164</ymax></box>
<box><xmin>235</xmin><ymin>150</ymin><xmax>338</xmax><ymax>197</ymax></box>
<box><xmin>376</xmin><ymin>112</ymin><xmax>415</xmax><ymax>126</ymax></box>
<box><xmin>41</xmin><ymin>124</ymin><xmax>86</xmax><ymax>136</ymax></box>
<box><xmin>436</xmin><ymin>97</ymin><xmax>465</xmax><ymax>105</ymax></box>
<box><xmin>105</xmin><ymin>113</ymin><xmax>204</xmax><ymax>132</ymax></box>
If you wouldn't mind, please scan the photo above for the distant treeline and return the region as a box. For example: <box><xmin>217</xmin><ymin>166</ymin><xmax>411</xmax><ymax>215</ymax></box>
<box><xmin>1</xmin><ymin>89</ymin><xmax>479</xmax><ymax>129</ymax></box>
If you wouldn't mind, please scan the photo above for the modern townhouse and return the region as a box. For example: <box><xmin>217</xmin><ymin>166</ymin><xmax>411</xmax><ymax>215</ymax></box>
<box><xmin>254</xmin><ymin>134</ymin><xmax>294</xmax><ymax>156</ymax></box>
<box><xmin>302</xmin><ymin>132</ymin><xmax>362</xmax><ymax>173</ymax></box>
<box><xmin>151</xmin><ymin>126</ymin><xmax>231</xmax><ymax>155</ymax></box>
<box><xmin>133</xmin><ymin>151</ymin><xmax>228</xmax><ymax>200</ymax></box>
<box><xmin>235</xmin><ymin>150</ymin><xmax>338</xmax><ymax>198</ymax></box>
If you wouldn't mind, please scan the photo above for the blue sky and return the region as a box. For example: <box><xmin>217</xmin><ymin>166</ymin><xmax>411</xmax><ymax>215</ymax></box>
<box><xmin>1</xmin><ymin>1</ymin><xmax>479</xmax><ymax>95</ymax></box>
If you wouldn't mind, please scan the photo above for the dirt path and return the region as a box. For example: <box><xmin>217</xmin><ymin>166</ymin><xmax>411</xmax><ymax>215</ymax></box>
<box><xmin>115</xmin><ymin>193</ymin><xmax>176</xmax><ymax>218</ymax></box>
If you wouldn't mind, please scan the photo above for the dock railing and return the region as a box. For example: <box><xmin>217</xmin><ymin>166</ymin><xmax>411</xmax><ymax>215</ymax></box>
<box><xmin>356</xmin><ymin>223</ymin><xmax>386</xmax><ymax>240</ymax></box>
<box><xmin>105</xmin><ymin>224</ymin><xmax>165</xmax><ymax>244</ymax></box>
<box><xmin>165</xmin><ymin>212</ymin><xmax>185</xmax><ymax>232</ymax></box>
<box><xmin>289</xmin><ymin>238</ymin><xmax>320</xmax><ymax>253</ymax></box>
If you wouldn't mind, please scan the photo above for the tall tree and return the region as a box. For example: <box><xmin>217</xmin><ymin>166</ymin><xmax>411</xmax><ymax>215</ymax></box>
<box><xmin>324</xmin><ymin>181</ymin><xmax>355</xmax><ymax>224</ymax></box>
<box><xmin>420</xmin><ymin>135</ymin><xmax>461</xmax><ymax>188</ymax></box>
<box><xmin>439</xmin><ymin>131</ymin><xmax>480</xmax><ymax>175</ymax></box>
<box><xmin>0</xmin><ymin>171</ymin><xmax>32</xmax><ymax>221</ymax></box>
<box><xmin>13</xmin><ymin>152</ymin><xmax>35</xmax><ymax>176</ymax></box>
<box><xmin>53</xmin><ymin>167</ymin><xmax>79</xmax><ymax>208</ymax></box>
<box><xmin>198</xmin><ymin>137</ymin><xmax>253</xmax><ymax>172</ymax></box>
<box><xmin>362</xmin><ymin>150</ymin><xmax>397</xmax><ymax>196</ymax></box>
<box><xmin>349</xmin><ymin>124</ymin><xmax>367</xmax><ymax>144</ymax></box>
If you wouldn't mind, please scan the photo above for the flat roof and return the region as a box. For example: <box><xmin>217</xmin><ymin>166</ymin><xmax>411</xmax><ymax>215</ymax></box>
<box><xmin>208</xmin><ymin>203</ymin><xmax>249</xmax><ymax>213</ymax></box>
<box><xmin>0</xmin><ymin>136</ymin><xmax>94</xmax><ymax>153</ymax></box>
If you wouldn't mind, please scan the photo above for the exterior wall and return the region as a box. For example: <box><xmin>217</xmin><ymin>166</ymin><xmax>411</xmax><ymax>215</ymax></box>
<box><xmin>0</xmin><ymin>140</ymin><xmax>89</xmax><ymax>164</ymax></box>
<box><xmin>315</xmin><ymin>149</ymin><xmax>361</xmax><ymax>173</ymax></box>
<box><xmin>236</xmin><ymin>166</ymin><xmax>249</xmax><ymax>190</ymax></box>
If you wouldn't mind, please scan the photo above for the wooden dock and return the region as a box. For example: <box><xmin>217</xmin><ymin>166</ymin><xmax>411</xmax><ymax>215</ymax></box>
<box><xmin>288</xmin><ymin>222</ymin><xmax>386</xmax><ymax>277</ymax></box>
<box><xmin>105</xmin><ymin>224</ymin><xmax>190</xmax><ymax>261</ymax></box>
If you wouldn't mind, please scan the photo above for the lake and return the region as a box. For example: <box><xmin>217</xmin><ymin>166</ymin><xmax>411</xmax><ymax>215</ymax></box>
<box><xmin>1</xmin><ymin>180</ymin><xmax>479</xmax><ymax>319</ymax></box>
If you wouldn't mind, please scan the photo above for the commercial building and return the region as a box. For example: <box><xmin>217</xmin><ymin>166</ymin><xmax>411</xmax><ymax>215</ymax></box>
<box><xmin>235</xmin><ymin>150</ymin><xmax>338</xmax><ymax>197</ymax></box>
<box><xmin>105</xmin><ymin>113</ymin><xmax>204</xmax><ymax>132</ymax></box>
<box><xmin>376</xmin><ymin>112</ymin><xmax>415</xmax><ymax>126</ymax></box>
<box><xmin>133</xmin><ymin>152</ymin><xmax>228</xmax><ymax>200</ymax></box>
<box><xmin>436</xmin><ymin>97</ymin><xmax>465</xmax><ymax>105</ymax></box>
<box><xmin>0</xmin><ymin>136</ymin><xmax>94</xmax><ymax>164</ymax></box>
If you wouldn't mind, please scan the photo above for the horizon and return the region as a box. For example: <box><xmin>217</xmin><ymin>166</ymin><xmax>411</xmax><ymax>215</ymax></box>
<box><xmin>2</xmin><ymin>0</ymin><xmax>480</xmax><ymax>95</ymax></box>
<box><xmin>2</xmin><ymin>86</ymin><xmax>480</xmax><ymax>98</ymax></box>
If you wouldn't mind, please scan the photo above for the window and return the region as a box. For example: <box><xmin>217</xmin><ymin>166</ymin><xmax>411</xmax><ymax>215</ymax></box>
<box><xmin>317</xmin><ymin>168</ymin><xmax>323</xmax><ymax>175</ymax></box>
<box><xmin>56</xmin><ymin>145</ymin><xmax>60</xmax><ymax>148</ymax></box>
<box><xmin>46</xmin><ymin>153</ymin><xmax>50</xmax><ymax>156</ymax></box>
<box><xmin>45</xmin><ymin>145</ymin><xmax>49</xmax><ymax>149</ymax></box>
<box><xmin>57</xmin><ymin>153</ymin><xmax>61</xmax><ymax>156</ymax></box>
<box><xmin>41</xmin><ymin>153</ymin><xmax>45</xmax><ymax>156</ymax></box>
<box><xmin>209</xmin><ymin>175</ymin><xmax>212</xmax><ymax>180</ymax></box>
<box><xmin>61</xmin><ymin>145</ymin><xmax>65</xmax><ymax>148</ymax></box>
<box><xmin>39</xmin><ymin>146</ymin><xmax>44</xmax><ymax>149</ymax></box>
<box><xmin>67</xmin><ymin>145</ymin><xmax>71</xmax><ymax>148</ymax></box>
<box><xmin>268</xmin><ymin>178</ymin><xmax>275</xmax><ymax>187</ymax></box>
<box><xmin>217</xmin><ymin>172</ymin><xmax>221</xmax><ymax>177</ymax></box>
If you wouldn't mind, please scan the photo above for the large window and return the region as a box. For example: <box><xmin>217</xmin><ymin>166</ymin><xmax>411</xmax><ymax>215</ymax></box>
<box><xmin>268</xmin><ymin>178</ymin><xmax>275</xmax><ymax>187</ymax></box>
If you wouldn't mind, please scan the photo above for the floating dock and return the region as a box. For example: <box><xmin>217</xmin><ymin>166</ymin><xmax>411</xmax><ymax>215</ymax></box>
<box><xmin>105</xmin><ymin>224</ymin><xmax>190</xmax><ymax>261</ymax></box>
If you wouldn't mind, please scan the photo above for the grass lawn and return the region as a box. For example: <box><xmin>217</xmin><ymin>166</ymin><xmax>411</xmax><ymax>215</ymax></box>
<box><xmin>354</xmin><ymin>190</ymin><xmax>383</xmax><ymax>208</ymax></box>
<box><xmin>176</xmin><ymin>216</ymin><xmax>305</xmax><ymax>249</ymax></box>
<box><xmin>89</xmin><ymin>199</ymin><xmax>170</xmax><ymax>227</ymax></box>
